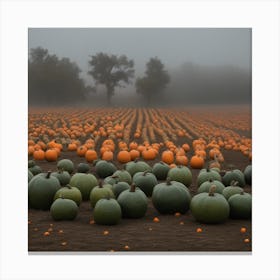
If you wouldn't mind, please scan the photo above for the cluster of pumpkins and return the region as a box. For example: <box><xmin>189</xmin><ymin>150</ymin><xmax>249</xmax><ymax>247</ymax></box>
<box><xmin>28</xmin><ymin>158</ymin><xmax>252</xmax><ymax>225</ymax></box>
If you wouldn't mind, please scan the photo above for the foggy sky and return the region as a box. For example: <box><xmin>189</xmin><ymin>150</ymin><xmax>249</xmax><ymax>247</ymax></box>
<box><xmin>28</xmin><ymin>28</ymin><xmax>251</xmax><ymax>87</ymax></box>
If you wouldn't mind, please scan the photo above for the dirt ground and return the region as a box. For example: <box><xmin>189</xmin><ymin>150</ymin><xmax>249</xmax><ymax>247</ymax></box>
<box><xmin>28</xmin><ymin>149</ymin><xmax>252</xmax><ymax>252</ymax></box>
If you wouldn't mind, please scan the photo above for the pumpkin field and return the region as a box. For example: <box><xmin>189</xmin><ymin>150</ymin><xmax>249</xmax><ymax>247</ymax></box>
<box><xmin>28</xmin><ymin>105</ymin><xmax>252</xmax><ymax>252</ymax></box>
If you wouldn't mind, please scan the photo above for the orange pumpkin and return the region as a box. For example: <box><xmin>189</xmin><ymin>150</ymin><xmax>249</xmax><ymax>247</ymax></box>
<box><xmin>33</xmin><ymin>149</ymin><xmax>45</xmax><ymax>161</ymax></box>
<box><xmin>102</xmin><ymin>150</ymin><xmax>114</xmax><ymax>161</ymax></box>
<box><xmin>161</xmin><ymin>150</ymin><xmax>174</xmax><ymax>164</ymax></box>
<box><xmin>117</xmin><ymin>150</ymin><xmax>131</xmax><ymax>164</ymax></box>
<box><xmin>190</xmin><ymin>155</ymin><xmax>204</xmax><ymax>169</ymax></box>
<box><xmin>77</xmin><ymin>146</ymin><xmax>87</xmax><ymax>157</ymax></box>
<box><xmin>85</xmin><ymin>150</ymin><xmax>98</xmax><ymax>163</ymax></box>
<box><xmin>45</xmin><ymin>149</ymin><xmax>58</xmax><ymax>162</ymax></box>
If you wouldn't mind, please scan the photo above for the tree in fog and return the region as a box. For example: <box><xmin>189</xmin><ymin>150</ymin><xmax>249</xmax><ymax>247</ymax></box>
<box><xmin>136</xmin><ymin>57</ymin><xmax>170</xmax><ymax>105</ymax></box>
<box><xmin>28</xmin><ymin>47</ymin><xmax>86</xmax><ymax>105</ymax></box>
<box><xmin>88</xmin><ymin>52</ymin><xmax>134</xmax><ymax>105</ymax></box>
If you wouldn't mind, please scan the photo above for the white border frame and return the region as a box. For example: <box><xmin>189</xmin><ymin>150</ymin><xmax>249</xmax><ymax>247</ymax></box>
<box><xmin>1</xmin><ymin>1</ymin><xmax>279</xmax><ymax>280</ymax></box>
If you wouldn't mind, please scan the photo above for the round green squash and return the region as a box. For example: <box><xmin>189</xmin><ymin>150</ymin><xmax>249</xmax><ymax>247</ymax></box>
<box><xmin>152</xmin><ymin>161</ymin><xmax>170</xmax><ymax>180</ymax></box>
<box><xmin>69</xmin><ymin>173</ymin><xmax>98</xmax><ymax>200</ymax></box>
<box><xmin>93</xmin><ymin>198</ymin><xmax>122</xmax><ymax>225</ymax></box>
<box><xmin>57</xmin><ymin>159</ymin><xmax>75</xmax><ymax>174</ymax></box>
<box><xmin>152</xmin><ymin>179</ymin><xmax>191</xmax><ymax>214</ymax></box>
<box><xmin>190</xmin><ymin>186</ymin><xmax>230</xmax><ymax>224</ymax></box>
<box><xmin>50</xmin><ymin>197</ymin><xmax>78</xmax><ymax>221</ymax></box>
<box><xmin>90</xmin><ymin>181</ymin><xmax>115</xmax><ymax>208</ymax></box>
<box><xmin>103</xmin><ymin>175</ymin><xmax>120</xmax><ymax>186</ymax></box>
<box><xmin>197</xmin><ymin>179</ymin><xmax>225</xmax><ymax>194</ymax></box>
<box><xmin>228</xmin><ymin>192</ymin><xmax>252</xmax><ymax>219</ymax></box>
<box><xmin>28</xmin><ymin>165</ymin><xmax>43</xmax><ymax>176</ymax></box>
<box><xmin>132</xmin><ymin>171</ymin><xmax>158</xmax><ymax>197</ymax></box>
<box><xmin>244</xmin><ymin>165</ymin><xmax>252</xmax><ymax>185</ymax></box>
<box><xmin>197</xmin><ymin>168</ymin><xmax>222</xmax><ymax>186</ymax></box>
<box><xmin>77</xmin><ymin>163</ymin><xmax>90</xmax><ymax>173</ymax></box>
<box><xmin>52</xmin><ymin>170</ymin><xmax>71</xmax><ymax>186</ymax></box>
<box><xmin>95</xmin><ymin>160</ymin><xmax>117</xmax><ymax>178</ymax></box>
<box><xmin>125</xmin><ymin>159</ymin><xmax>152</xmax><ymax>177</ymax></box>
<box><xmin>222</xmin><ymin>181</ymin><xmax>244</xmax><ymax>200</ymax></box>
<box><xmin>167</xmin><ymin>165</ymin><xmax>192</xmax><ymax>187</ymax></box>
<box><xmin>28</xmin><ymin>171</ymin><xmax>61</xmax><ymax>210</ymax></box>
<box><xmin>28</xmin><ymin>160</ymin><xmax>36</xmax><ymax>168</ymax></box>
<box><xmin>54</xmin><ymin>184</ymin><xmax>82</xmax><ymax>206</ymax></box>
<box><xmin>28</xmin><ymin>170</ymin><xmax>34</xmax><ymax>182</ymax></box>
<box><xmin>111</xmin><ymin>181</ymin><xmax>130</xmax><ymax>198</ymax></box>
<box><xmin>112</xmin><ymin>170</ymin><xmax>132</xmax><ymax>184</ymax></box>
<box><xmin>222</xmin><ymin>169</ymin><xmax>246</xmax><ymax>188</ymax></box>
<box><xmin>117</xmin><ymin>184</ymin><xmax>148</xmax><ymax>218</ymax></box>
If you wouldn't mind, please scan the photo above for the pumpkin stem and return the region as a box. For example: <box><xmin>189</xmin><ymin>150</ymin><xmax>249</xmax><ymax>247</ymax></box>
<box><xmin>46</xmin><ymin>171</ymin><xmax>52</xmax><ymax>179</ymax></box>
<box><xmin>66</xmin><ymin>184</ymin><xmax>72</xmax><ymax>189</ymax></box>
<box><xmin>130</xmin><ymin>183</ymin><xmax>136</xmax><ymax>192</ymax></box>
<box><xmin>98</xmin><ymin>180</ymin><xmax>103</xmax><ymax>188</ymax></box>
<box><xmin>209</xmin><ymin>178</ymin><xmax>213</xmax><ymax>183</ymax></box>
<box><xmin>240</xmin><ymin>191</ymin><xmax>244</xmax><ymax>195</ymax></box>
<box><xmin>230</xmin><ymin>180</ymin><xmax>239</xmax><ymax>186</ymax></box>
<box><xmin>209</xmin><ymin>185</ymin><xmax>216</xmax><ymax>196</ymax></box>
<box><xmin>166</xmin><ymin>177</ymin><xmax>172</xmax><ymax>185</ymax></box>
<box><xmin>143</xmin><ymin>170</ymin><xmax>149</xmax><ymax>176</ymax></box>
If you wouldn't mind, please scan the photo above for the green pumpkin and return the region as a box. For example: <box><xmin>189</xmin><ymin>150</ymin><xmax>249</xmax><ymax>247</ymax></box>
<box><xmin>222</xmin><ymin>181</ymin><xmax>244</xmax><ymax>200</ymax></box>
<box><xmin>167</xmin><ymin>165</ymin><xmax>192</xmax><ymax>187</ymax></box>
<box><xmin>111</xmin><ymin>181</ymin><xmax>130</xmax><ymax>198</ymax></box>
<box><xmin>28</xmin><ymin>170</ymin><xmax>34</xmax><ymax>182</ymax></box>
<box><xmin>132</xmin><ymin>171</ymin><xmax>158</xmax><ymax>197</ymax></box>
<box><xmin>50</xmin><ymin>197</ymin><xmax>78</xmax><ymax>221</ymax></box>
<box><xmin>103</xmin><ymin>175</ymin><xmax>119</xmax><ymax>186</ymax></box>
<box><xmin>93</xmin><ymin>198</ymin><xmax>122</xmax><ymax>225</ymax></box>
<box><xmin>54</xmin><ymin>184</ymin><xmax>82</xmax><ymax>206</ymax></box>
<box><xmin>228</xmin><ymin>192</ymin><xmax>252</xmax><ymax>219</ymax></box>
<box><xmin>28</xmin><ymin>171</ymin><xmax>61</xmax><ymax>210</ymax></box>
<box><xmin>152</xmin><ymin>179</ymin><xmax>191</xmax><ymax>214</ymax></box>
<box><xmin>69</xmin><ymin>173</ymin><xmax>98</xmax><ymax>200</ymax></box>
<box><xmin>52</xmin><ymin>170</ymin><xmax>71</xmax><ymax>186</ymax></box>
<box><xmin>190</xmin><ymin>186</ymin><xmax>230</xmax><ymax>224</ymax></box>
<box><xmin>90</xmin><ymin>181</ymin><xmax>115</xmax><ymax>208</ymax></box>
<box><xmin>57</xmin><ymin>159</ymin><xmax>75</xmax><ymax>174</ymax></box>
<box><xmin>28</xmin><ymin>165</ymin><xmax>42</xmax><ymax>176</ymax></box>
<box><xmin>222</xmin><ymin>169</ymin><xmax>246</xmax><ymax>188</ymax></box>
<box><xmin>112</xmin><ymin>170</ymin><xmax>132</xmax><ymax>184</ymax></box>
<box><xmin>197</xmin><ymin>168</ymin><xmax>221</xmax><ymax>186</ymax></box>
<box><xmin>244</xmin><ymin>165</ymin><xmax>252</xmax><ymax>185</ymax></box>
<box><xmin>95</xmin><ymin>160</ymin><xmax>117</xmax><ymax>178</ymax></box>
<box><xmin>117</xmin><ymin>184</ymin><xmax>148</xmax><ymax>218</ymax></box>
<box><xmin>77</xmin><ymin>163</ymin><xmax>90</xmax><ymax>173</ymax></box>
<box><xmin>125</xmin><ymin>159</ymin><xmax>152</xmax><ymax>177</ymax></box>
<box><xmin>152</xmin><ymin>161</ymin><xmax>170</xmax><ymax>180</ymax></box>
<box><xmin>28</xmin><ymin>160</ymin><xmax>36</xmax><ymax>168</ymax></box>
<box><xmin>197</xmin><ymin>179</ymin><xmax>225</xmax><ymax>194</ymax></box>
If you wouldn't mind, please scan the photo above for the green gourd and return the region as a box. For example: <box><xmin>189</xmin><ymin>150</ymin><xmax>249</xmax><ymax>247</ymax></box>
<box><xmin>95</xmin><ymin>160</ymin><xmax>117</xmax><ymax>178</ymax></box>
<box><xmin>167</xmin><ymin>165</ymin><xmax>192</xmax><ymax>187</ymax></box>
<box><xmin>197</xmin><ymin>168</ymin><xmax>222</xmax><ymax>186</ymax></box>
<box><xmin>90</xmin><ymin>181</ymin><xmax>115</xmax><ymax>208</ymax></box>
<box><xmin>117</xmin><ymin>184</ymin><xmax>148</xmax><ymax>218</ymax></box>
<box><xmin>228</xmin><ymin>191</ymin><xmax>252</xmax><ymax>219</ymax></box>
<box><xmin>152</xmin><ymin>178</ymin><xmax>191</xmax><ymax>214</ymax></box>
<box><xmin>132</xmin><ymin>171</ymin><xmax>158</xmax><ymax>197</ymax></box>
<box><xmin>152</xmin><ymin>161</ymin><xmax>170</xmax><ymax>180</ymax></box>
<box><xmin>190</xmin><ymin>186</ymin><xmax>230</xmax><ymax>224</ymax></box>
<box><xmin>93</xmin><ymin>198</ymin><xmax>122</xmax><ymax>225</ymax></box>
<box><xmin>50</xmin><ymin>197</ymin><xmax>78</xmax><ymax>221</ymax></box>
<box><xmin>54</xmin><ymin>184</ymin><xmax>82</xmax><ymax>206</ymax></box>
<box><xmin>69</xmin><ymin>173</ymin><xmax>98</xmax><ymax>200</ymax></box>
<box><xmin>198</xmin><ymin>179</ymin><xmax>225</xmax><ymax>194</ymax></box>
<box><xmin>57</xmin><ymin>159</ymin><xmax>75</xmax><ymax>174</ymax></box>
<box><xmin>28</xmin><ymin>171</ymin><xmax>61</xmax><ymax>210</ymax></box>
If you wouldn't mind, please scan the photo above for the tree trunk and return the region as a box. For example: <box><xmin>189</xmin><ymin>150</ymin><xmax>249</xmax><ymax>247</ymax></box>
<box><xmin>106</xmin><ymin>85</ymin><xmax>114</xmax><ymax>106</ymax></box>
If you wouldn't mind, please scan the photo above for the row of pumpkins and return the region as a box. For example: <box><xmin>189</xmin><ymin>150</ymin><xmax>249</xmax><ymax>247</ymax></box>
<box><xmin>28</xmin><ymin>158</ymin><xmax>252</xmax><ymax>225</ymax></box>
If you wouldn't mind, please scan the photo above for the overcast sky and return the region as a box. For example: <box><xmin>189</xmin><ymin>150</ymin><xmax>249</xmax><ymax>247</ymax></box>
<box><xmin>28</xmin><ymin>28</ymin><xmax>251</xmax><ymax>86</ymax></box>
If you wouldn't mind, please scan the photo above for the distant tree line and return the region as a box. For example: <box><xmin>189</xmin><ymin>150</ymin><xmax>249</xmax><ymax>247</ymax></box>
<box><xmin>28</xmin><ymin>47</ymin><xmax>251</xmax><ymax>106</ymax></box>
